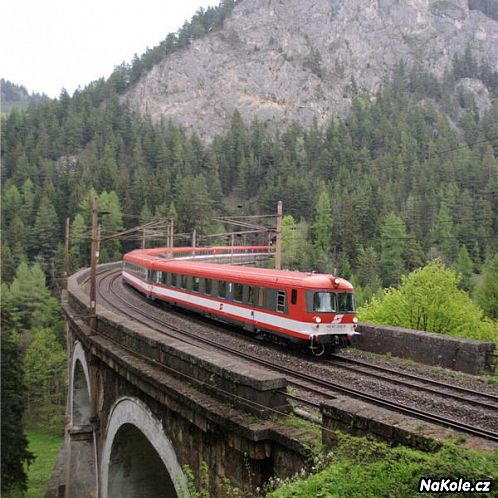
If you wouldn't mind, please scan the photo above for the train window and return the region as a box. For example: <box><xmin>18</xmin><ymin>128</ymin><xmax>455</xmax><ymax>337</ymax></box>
<box><xmin>276</xmin><ymin>290</ymin><xmax>286</xmax><ymax>313</ymax></box>
<box><xmin>233</xmin><ymin>283</ymin><xmax>243</xmax><ymax>302</ymax></box>
<box><xmin>192</xmin><ymin>277</ymin><xmax>200</xmax><ymax>292</ymax></box>
<box><xmin>205</xmin><ymin>279</ymin><xmax>212</xmax><ymax>295</ymax></box>
<box><xmin>291</xmin><ymin>289</ymin><xmax>297</xmax><ymax>305</ymax></box>
<box><xmin>337</xmin><ymin>293</ymin><xmax>355</xmax><ymax>313</ymax></box>
<box><xmin>181</xmin><ymin>274</ymin><xmax>188</xmax><ymax>289</ymax></box>
<box><xmin>313</xmin><ymin>292</ymin><xmax>337</xmax><ymax>312</ymax></box>
<box><xmin>218</xmin><ymin>280</ymin><xmax>227</xmax><ymax>298</ymax></box>
<box><xmin>171</xmin><ymin>274</ymin><xmax>177</xmax><ymax>287</ymax></box>
<box><xmin>247</xmin><ymin>286</ymin><xmax>255</xmax><ymax>305</ymax></box>
<box><xmin>256</xmin><ymin>288</ymin><xmax>264</xmax><ymax>307</ymax></box>
<box><xmin>161</xmin><ymin>272</ymin><xmax>167</xmax><ymax>285</ymax></box>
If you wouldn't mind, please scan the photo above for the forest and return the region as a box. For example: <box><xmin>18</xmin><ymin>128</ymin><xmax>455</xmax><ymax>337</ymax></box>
<box><xmin>1</xmin><ymin>44</ymin><xmax>498</xmax><ymax>494</ymax></box>
<box><xmin>2</xmin><ymin>55</ymin><xmax>497</xmax><ymax>292</ymax></box>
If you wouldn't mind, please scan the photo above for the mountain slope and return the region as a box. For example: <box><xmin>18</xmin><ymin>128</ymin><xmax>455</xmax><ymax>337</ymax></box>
<box><xmin>1</xmin><ymin>79</ymin><xmax>47</xmax><ymax>114</ymax></box>
<box><xmin>122</xmin><ymin>0</ymin><xmax>498</xmax><ymax>139</ymax></box>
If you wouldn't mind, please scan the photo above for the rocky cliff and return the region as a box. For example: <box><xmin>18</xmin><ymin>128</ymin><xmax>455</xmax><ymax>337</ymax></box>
<box><xmin>123</xmin><ymin>0</ymin><xmax>498</xmax><ymax>139</ymax></box>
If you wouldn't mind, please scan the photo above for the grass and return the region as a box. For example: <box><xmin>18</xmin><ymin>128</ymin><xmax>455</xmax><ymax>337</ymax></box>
<box><xmin>25</xmin><ymin>429</ymin><xmax>63</xmax><ymax>498</ymax></box>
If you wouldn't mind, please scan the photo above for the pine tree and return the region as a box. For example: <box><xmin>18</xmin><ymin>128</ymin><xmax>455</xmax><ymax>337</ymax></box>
<box><xmin>70</xmin><ymin>213</ymin><xmax>89</xmax><ymax>270</ymax></box>
<box><xmin>24</xmin><ymin>328</ymin><xmax>67</xmax><ymax>430</ymax></box>
<box><xmin>7</xmin><ymin>261</ymin><xmax>62</xmax><ymax>331</ymax></box>
<box><xmin>355</xmin><ymin>246</ymin><xmax>382</xmax><ymax>292</ymax></box>
<box><xmin>379</xmin><ymin>212</ymin><xmax>407</xmax><ymax>286</ymax></box>
<box><xmin>474</xmin><ymin>254</ymin><xmax>498</xmax><ymax>319</ymax></box>
<box><xmin>455</xmin><ymin>245</ymin><xmax>473</xmax><ymax>291</ymax></box>
<box><xmin>31</xmin><ymin>194</ymin><xmax>60</xmax><ymax>278</ymax></box>
<box><xmin>1</xmin><ymin>241</ymin><xmax>16</xmax><ymax>283</ymax></box>
<box><xmin>98</xmin><ymin>190</ymin><xmax>124</xmax><ymax>262</ymax></box>
<box><xmin>1</xmin><ymin>298</ymin><xmax>34</xmax><ymax>494</ymax></box>
<box><xmin>432</xmin><ymin>199</ymin><xmax>458</xmax><ymax>264</ymax></box>
<box><xmin>281</xmin><ymin>215</ymin><xmax>311</xmax><ymax>270</ymax></box>
<box><xmin>2</xmin><ymin>184</ymin><xmax>22</xmax><ymax>226</ymax></box>
<box><xmin>311</xmin><ymin>189</ymin><xmax>333</xmax><ymax>271</ymax></box>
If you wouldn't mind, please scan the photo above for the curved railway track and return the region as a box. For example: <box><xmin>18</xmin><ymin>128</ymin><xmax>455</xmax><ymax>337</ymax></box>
<box><xmin>95</xmin><ymin>267</ymin><xmax>498</xmax><ymax>443</ymax></box>
<box><xmin>327</xmin><ymin>354</ymin><xmax>498</xmax><ymax>411</ymax></box>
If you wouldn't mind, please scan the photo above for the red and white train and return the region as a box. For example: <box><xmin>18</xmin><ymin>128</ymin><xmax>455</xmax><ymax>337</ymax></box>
<box><xmin>122</xmin><ymin>246</ymin><xmax>357</xmax><ymax>355</ymax></box>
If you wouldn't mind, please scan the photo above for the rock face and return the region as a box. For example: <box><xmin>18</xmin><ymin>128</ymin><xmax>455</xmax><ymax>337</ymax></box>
<box><xmin>123</xmin><ymin>0</ymin><xmax>498</xmax><ymax>139</ymax></box>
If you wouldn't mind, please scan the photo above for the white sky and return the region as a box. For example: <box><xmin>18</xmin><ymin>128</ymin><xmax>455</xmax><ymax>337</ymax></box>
<box><xmin>1</xmin><ymin>0</ymin><xmax>219</xmax><ymax>98</ymax></box>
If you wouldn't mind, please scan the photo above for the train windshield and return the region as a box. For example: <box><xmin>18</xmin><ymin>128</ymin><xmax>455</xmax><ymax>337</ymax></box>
<box><xmin>337</xmin><ymin>293</ymin><xmax>355</xmax><ymax>313</ymax></box>
<box><xmin>313</xmin><ymin>292</ymin><xmax>337</xmax><ymax>312</ymax></box>
<box><xmin>311</xmin><ymin>292</ymin><xmax>355</xmax><ymax>313</ymax></box>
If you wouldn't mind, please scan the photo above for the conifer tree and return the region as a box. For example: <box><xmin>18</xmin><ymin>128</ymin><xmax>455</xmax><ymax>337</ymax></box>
<box><xmin>355</xmin><ymin>246</ymin><xmax>382</xmax><ymax>292</ymax></box>
<box><xmin>1</xmin><ymin>294</ymin><xmax>34</xmax><ymax>494</ymax></box>
<box><xmin>7</xmin><ymin>261</ymin><xmax>62</xmax><ymax>331</ymax></box>
<box><xmin>455</xmin><ymin>245</ymin><xmax>473</xmax><ymax>291</ymax></box>
<box><xmin>379</xmin><ymin>212</ymin><xmax>407</xmax><ymax>286</ymax></box>
<box><xmin>311</xmin><ymin>189</ymin><xmax>333</xmax><ymax>271</ymax></box>
<box><xmin>281</xmin><ymin>215</ymin><xmax>311</xmax><ymax>270</ymax></box>
<box><xmin>98</xmin><ymin>190</ymin><xmax>124</xmax><ymax>262</ymax></box>
<box><xmin>31</xmin><ymin>194</ymin><xmax>60</xmax><ymax>277</ymax></box>
<box><xmin>474</xmin><ymin>254</ymin><xmax>498</xmax><ymax>319</ymax></box>
<box><xmin>70</xmin><ymin>213</ymin><xmax>89</xmax><ymax>270</ymax></box>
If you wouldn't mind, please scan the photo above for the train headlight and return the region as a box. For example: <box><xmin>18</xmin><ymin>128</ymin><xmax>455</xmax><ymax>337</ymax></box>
<box><xmin>352</xmin><ymin>317</ymin><xmax>358</xmax><ymax>324</ymax></box>
<box><xmin>334</xmin><ymin>278</ymin><xmax>340</xmax><ymax>287</ymax></box>
<box><xmin>314</xmin><ymin>316</ymin><xmax>322</xmax><ymax>324</ymax></box>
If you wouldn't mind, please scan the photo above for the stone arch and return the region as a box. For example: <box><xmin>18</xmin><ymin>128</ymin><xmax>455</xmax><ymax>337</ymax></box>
<box><xmin>101</xmin><ymin>397</ymin><xmax>189</xmax><ymax>498</ymax></box>
<box><xmin>70</xmin><ymin>341</ymin><xmax>91</xmax><ymax>425</ymax></box>
<box><xmin>66</xmin><ymin>340</ymin><xmax>98</xmax><ymax>497</ymax></box>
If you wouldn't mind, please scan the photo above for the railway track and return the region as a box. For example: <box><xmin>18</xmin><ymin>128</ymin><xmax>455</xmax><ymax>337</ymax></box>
<box><xmin>327</xmin><ymin>354</ymin><xmax>498</xmax><ymax>411</ymax></box>
<box><xmin>95</xmin><ymin>267</ymin><xmax>498</xmax><ymax>443</ymax></box>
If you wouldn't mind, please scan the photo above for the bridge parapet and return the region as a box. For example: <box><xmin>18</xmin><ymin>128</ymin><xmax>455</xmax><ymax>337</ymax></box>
<box><xmin>67</xmin><ymin>265</ymin><xmax>289</xmax><ymax>418</ymax></box>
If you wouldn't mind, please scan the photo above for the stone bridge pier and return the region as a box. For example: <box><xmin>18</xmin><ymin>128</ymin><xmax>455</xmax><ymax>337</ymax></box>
<box><xmin>59</xmin><ymin>268</ymin><xmax>313</xmax><ymax>497</ymax></box>
<box><xmin>65</xmin><ymin>339</ymin><xmax>187</xmax><ymax>498</ymax></box>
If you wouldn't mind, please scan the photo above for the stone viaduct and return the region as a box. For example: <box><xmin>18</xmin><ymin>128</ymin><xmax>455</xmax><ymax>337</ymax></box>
<box><xmin>57</xmin><ymin>261</ymin><xmax>496</xmax><ymax>497</ymax></box>
<box><xmin>59</xmin><ymin>265</ymin><xmax>314</xmax><ymax>498</ymax></box>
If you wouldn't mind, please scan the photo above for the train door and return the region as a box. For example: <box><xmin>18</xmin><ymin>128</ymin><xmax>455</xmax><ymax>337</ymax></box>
<box><xmin>252</xmin><ymin>286</ymin><xmax>265</xmax><ymax>331</ymax></box>
<box><xmin>145</xmin><ymin>269</ymin><xmax>155</xmax><ymax>298</ymax></box>
<box><xmin>290</xmin><ymin>288</ymin><xmax>298</xmax><ymax>317</ymax></box>
<box><xmin>246</xmin><ymin>286</ymin><xmax>257</xmax><ymax>331</ymax></box>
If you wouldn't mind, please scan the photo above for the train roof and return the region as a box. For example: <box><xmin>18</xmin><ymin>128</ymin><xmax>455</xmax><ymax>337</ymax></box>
<box><xmin>123</xmin><ymin>247</ymin><xmax>354</xmax><ymax>291</ymax></box>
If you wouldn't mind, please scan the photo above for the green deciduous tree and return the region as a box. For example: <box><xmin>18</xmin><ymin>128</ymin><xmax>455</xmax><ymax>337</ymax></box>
<box><xmin>358</xmin><ymin>259</ymin><xmax>496</xmax><ymax>343</ymax></box>
<box><xmin>281</xmin><ymin>215</ymin><xmax>312</xmax><ymax>270</ymax></box>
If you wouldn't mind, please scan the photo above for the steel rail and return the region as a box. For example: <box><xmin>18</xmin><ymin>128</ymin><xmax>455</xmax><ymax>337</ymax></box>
<box><xmin>95</xmin><ymin>268</ymin><xmax>498</xmax><ymax>442</ymax></box>
<box><xmin>327</xmin><ymin>354</ymin><xmax>498</xmax><ymax>410</ymax></box>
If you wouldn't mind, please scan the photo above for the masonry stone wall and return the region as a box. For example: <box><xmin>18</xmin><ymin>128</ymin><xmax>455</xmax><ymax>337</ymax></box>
<box><xmin>352</xmin><ymin>323</ymin><xmax>496</xmax><ymax>375</ymax></box>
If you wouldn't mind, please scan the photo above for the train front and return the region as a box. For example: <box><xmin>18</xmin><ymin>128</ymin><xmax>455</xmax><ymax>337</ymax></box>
<box><xmin>302</xmin><ymin>275</ymin><xmax>357</xmax><ymax>355</ymax></box>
